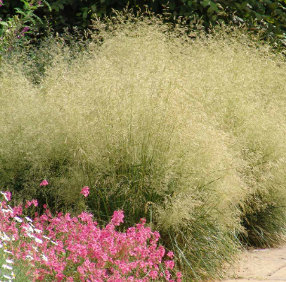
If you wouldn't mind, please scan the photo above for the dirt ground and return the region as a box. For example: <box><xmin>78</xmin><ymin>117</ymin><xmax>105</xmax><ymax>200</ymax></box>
<box><xmin>221</xmin><ymin>243</ymin><xmax>286</xmax><ymax>282</ymax></box>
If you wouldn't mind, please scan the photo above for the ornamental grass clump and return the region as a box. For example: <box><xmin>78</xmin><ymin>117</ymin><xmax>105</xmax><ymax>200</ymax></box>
<box><xmin>2</xmin><ymin>9</ymin><xmax>286</xmax><ymax>281</ymax></box>
<box><xmin>0</xmin><ymin>17</ymin><xmax>244</xmax><ymax>278</ymax></box>
<box><xmin>0</xmin><ymin>189</ymin><xmax>181</xmax><ymax>282</ymax></box>
<box><xmin>179</xmin><ymin>30</ymin><xmax>286</xmax><ymax>247</ymax></box>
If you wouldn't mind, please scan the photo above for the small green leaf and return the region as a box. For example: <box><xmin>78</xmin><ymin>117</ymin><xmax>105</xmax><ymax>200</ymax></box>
<box><xmin>265</xmin><ymin>15</ymin><xmax>275</xmax><ymax>24</ymax></box>
<box><xmin>21</xmin><ymin>0</ymin><xmax>30</xmax><ymax>10</ymax></box>
<box><xmin>211</xmin><ymin>14</ymin><xmax>217</xmax><ymax>21</ymax></box>
<box><xmin>255</xmin><ymin>12</ymin><xmax>263</xmax><ymax>21</ymax></box>
<box><xmin>15</xmin><ymin>8</ymin><xmax>25</xmax><ymax>16</ymax></box>
<box><xmin>241</xmin><ymin>1</ymin><xmax>248</xmax><ymax>9</ymax></box>
<box><xmin>269</xmin><ymin>2</ymin><xmax>279</xmax><ymax>9</ymax></box>
<box><xmin>263</xmin><ymin>0</ymin><xmax>272</xmax><ymax>4</ymax></box>
<box><xmin>201</xmin><ymin>0</ymin><xmax>210</xmax><ymax>8</ymax></box>
<box><xmin>207</xmin><ymin>6</ymin><xmax>213</xmax><ymax>14</ymax></box>
<box><xmin>0</xmin><ymin>22</ymin><xmax>8</xmax><ymax>27</ymax></box>
<box><xmin>91</xmin><ymin>4</ymin><xmax>97</xmax><ymax>12</ymax></box>
<box><xmin>210</xmin><ymin>2</ymin><xmax>218</xmax><ymax>11</ymax></box>
<box><xmin>43</xmin><ymin>0</ymin><xmax>52</xmax><ymax>12</ymax></box>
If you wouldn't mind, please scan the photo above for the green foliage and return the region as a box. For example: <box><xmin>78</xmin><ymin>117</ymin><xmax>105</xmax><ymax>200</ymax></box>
<box><xmin>2</xmin><ymin>11</ymin><xmax>286</xmax><ymax>281</ymax></box>
<box><xmin>239</xmin><ymin>189</ymin><xmax>286</xmax><ymax>247</ymax></box>
<box><xmin>0</xmin><ymin>246</ymin><xmax>33</xmax><ymax>281</ymax></box>
<box><xmin>162</xmin><ymin>216</ymin><xmax>239</xmax><ymax>281</ymax></box>
<box><xmin>0</xmin><ymin>0</ymin><xmax>50</xmax><ymax>61</ymax></box>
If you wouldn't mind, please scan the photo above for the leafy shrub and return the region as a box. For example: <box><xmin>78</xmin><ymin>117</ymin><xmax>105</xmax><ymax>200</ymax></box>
<box><xmin>0</xmin><ymin>0</ymin><xmax>50</xmax><ymax>62</ymax></box>
<box><xmin>2</xmin><ymin>0</ymin><xmax>286</xmax><ymax>49</ymax></box>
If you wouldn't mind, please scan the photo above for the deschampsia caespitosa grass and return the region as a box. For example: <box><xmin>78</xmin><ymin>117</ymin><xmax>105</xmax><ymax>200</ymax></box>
<box><xmin>1</xmin><ymin>11</ymin><xmax>286</xmax><ymax>281</ymax></box>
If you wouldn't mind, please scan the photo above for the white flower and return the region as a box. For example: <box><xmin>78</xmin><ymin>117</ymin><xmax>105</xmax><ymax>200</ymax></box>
<box><xmin>0</xmin><ymin>192</ymin><xmax>9</xmax><ymax>201</ymax></box>
<box><xmin>0</xmin><ymin>233</ymin><xmax>11</xmax><ymax>242</ymax></box>
<box><xmin>26</xmin><ymin>232</ymin><xmax>35</xmax><ymax>239</ymax></box>
<box><xmin>41</xmin><ymin>254</ymin><xmax>48</xmax><ymax>262</ymax></box>
<box><xmin>35</xmin><ymin>237</ymin><xmax>43</xmax><ymax>244</ymax></box>
<box><xmin>28</xmin><ymin>222</ymin><xmax>35</xmax><ymax>228</ymax></box>
<box><xmin>13</xmin><ymin>216</ymin><xmax>22</xmax><ymax>223</ymax></box>
<box><xmin>23</xmin><ymin>225</ymin><xmax>34</xmax><ymax>233</ymax></box>
<box><xmin>7</xmin><ymin>205</ymin><xmax>13</xmax><ymax>212</ymax></box>
<box><xmin>2</xmin><ymin>264</ymin><xmax>13</xmax><ymax>270</ymax></box>
<box><xmin>25</xmin><ymin>255</ymin><xmax>33</xmax><ymax>261</ymax></box>
<box><xmin>1</xmin><ymin>208</ymin><xmax>11</xmax><ymax>214</ymax></box>
<box><xmin>34</xmin><ymin>228</ymin><xmax>42</xmax><ymax>234</ymax></box>
<box><xmin>6</xmin><ymin>259</ymin><xmax>14</xmax><ymax>264</ymax></box>
<box><xmin>25</xmin><ymin>216</ymin><xmax>33</xmax><ymax>223</ymax></box>
<box><xmin>3</xmin><ymin>249</ymin><xmax>13</xmax><ymax>255</ymax></box>
<box><xmin>3</xmin><ymin>274</ymin><xmax>13</xmax><ymax>280</ymax></box>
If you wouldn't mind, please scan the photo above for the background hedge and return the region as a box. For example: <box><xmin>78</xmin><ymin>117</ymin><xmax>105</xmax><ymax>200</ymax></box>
<box><xmin>1</xmin><ymin>0</ymin><xmax>286</xmax><ymax>45</ymax></box>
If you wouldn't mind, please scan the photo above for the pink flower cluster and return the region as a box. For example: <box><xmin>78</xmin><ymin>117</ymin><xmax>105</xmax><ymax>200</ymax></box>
<box><xmin>0</xmin><ymin>190</ymin><xmax>182</xmax><ymax>282</ymax></box>
<box><xmin>80</xmin><ymin>186</ymin><xmax>90</xmax><ymax>197</ymax></box>
<box><xmin>40</xmin><ymin>179</ymin><xmax>49</xmax><ymax>186</ymax></box>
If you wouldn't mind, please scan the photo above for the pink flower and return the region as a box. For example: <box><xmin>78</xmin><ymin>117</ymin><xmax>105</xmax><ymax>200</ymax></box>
<box><xmin>78</xmin><ymin>211</ymin><xmax>93</xmax><ymax>223</ymax></box>
<box><xmin>12</xmin><ymin>205</ymin><xmax>23</xmax><ymax>216</ymax></box>
<box><xmin>25</xmin><ymin>199</ymin><xmax>38</xmax><ymax>208</ymax></box>
<box><xmin>167</xmin><ymin>251</ymin><xmax>174</xmax><ymax>258</ymax></box>
<box><xmin>80</xmin><ymin>186</ymin><xmax>90</xmax><ymax>197</ymax></box>
<box><xmin>176</xmin><ymin>272</ymin><xmax>182</xmax><ymax>282</ymax></box>
<box><xmin>111</xmin><ymin>210</ymin><xmax>124</xmax><ymax>226</ymax></box>
<box><xmin>164</xmin><ymin>260</ymin><xmax>175</xmax><ymax>270</ymax></box>
<box><xmin>165</xmin><ymin>270</ymin><xmax>171</xmax><ymax>281</ymax></box>
<box><xmin>0</xmin><ymin>190</ymin><xmax>180</xmax><ymax>282</ymax></box>
<box><xmin>149</xmin><ymin>270</ymin><xmax>158</xmax><ymax>279</ymax></box>
<box><xmin>40</xmin><ymin>179</ymin><xmax>49</xmax><ymax>186</ymax></box>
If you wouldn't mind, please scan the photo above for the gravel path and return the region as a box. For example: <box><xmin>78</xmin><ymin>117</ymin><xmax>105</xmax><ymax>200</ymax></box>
<box><xmin>222</xmin><ymin>244</ymin><xmax>286</xmax><ymax>282</ymax></box>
